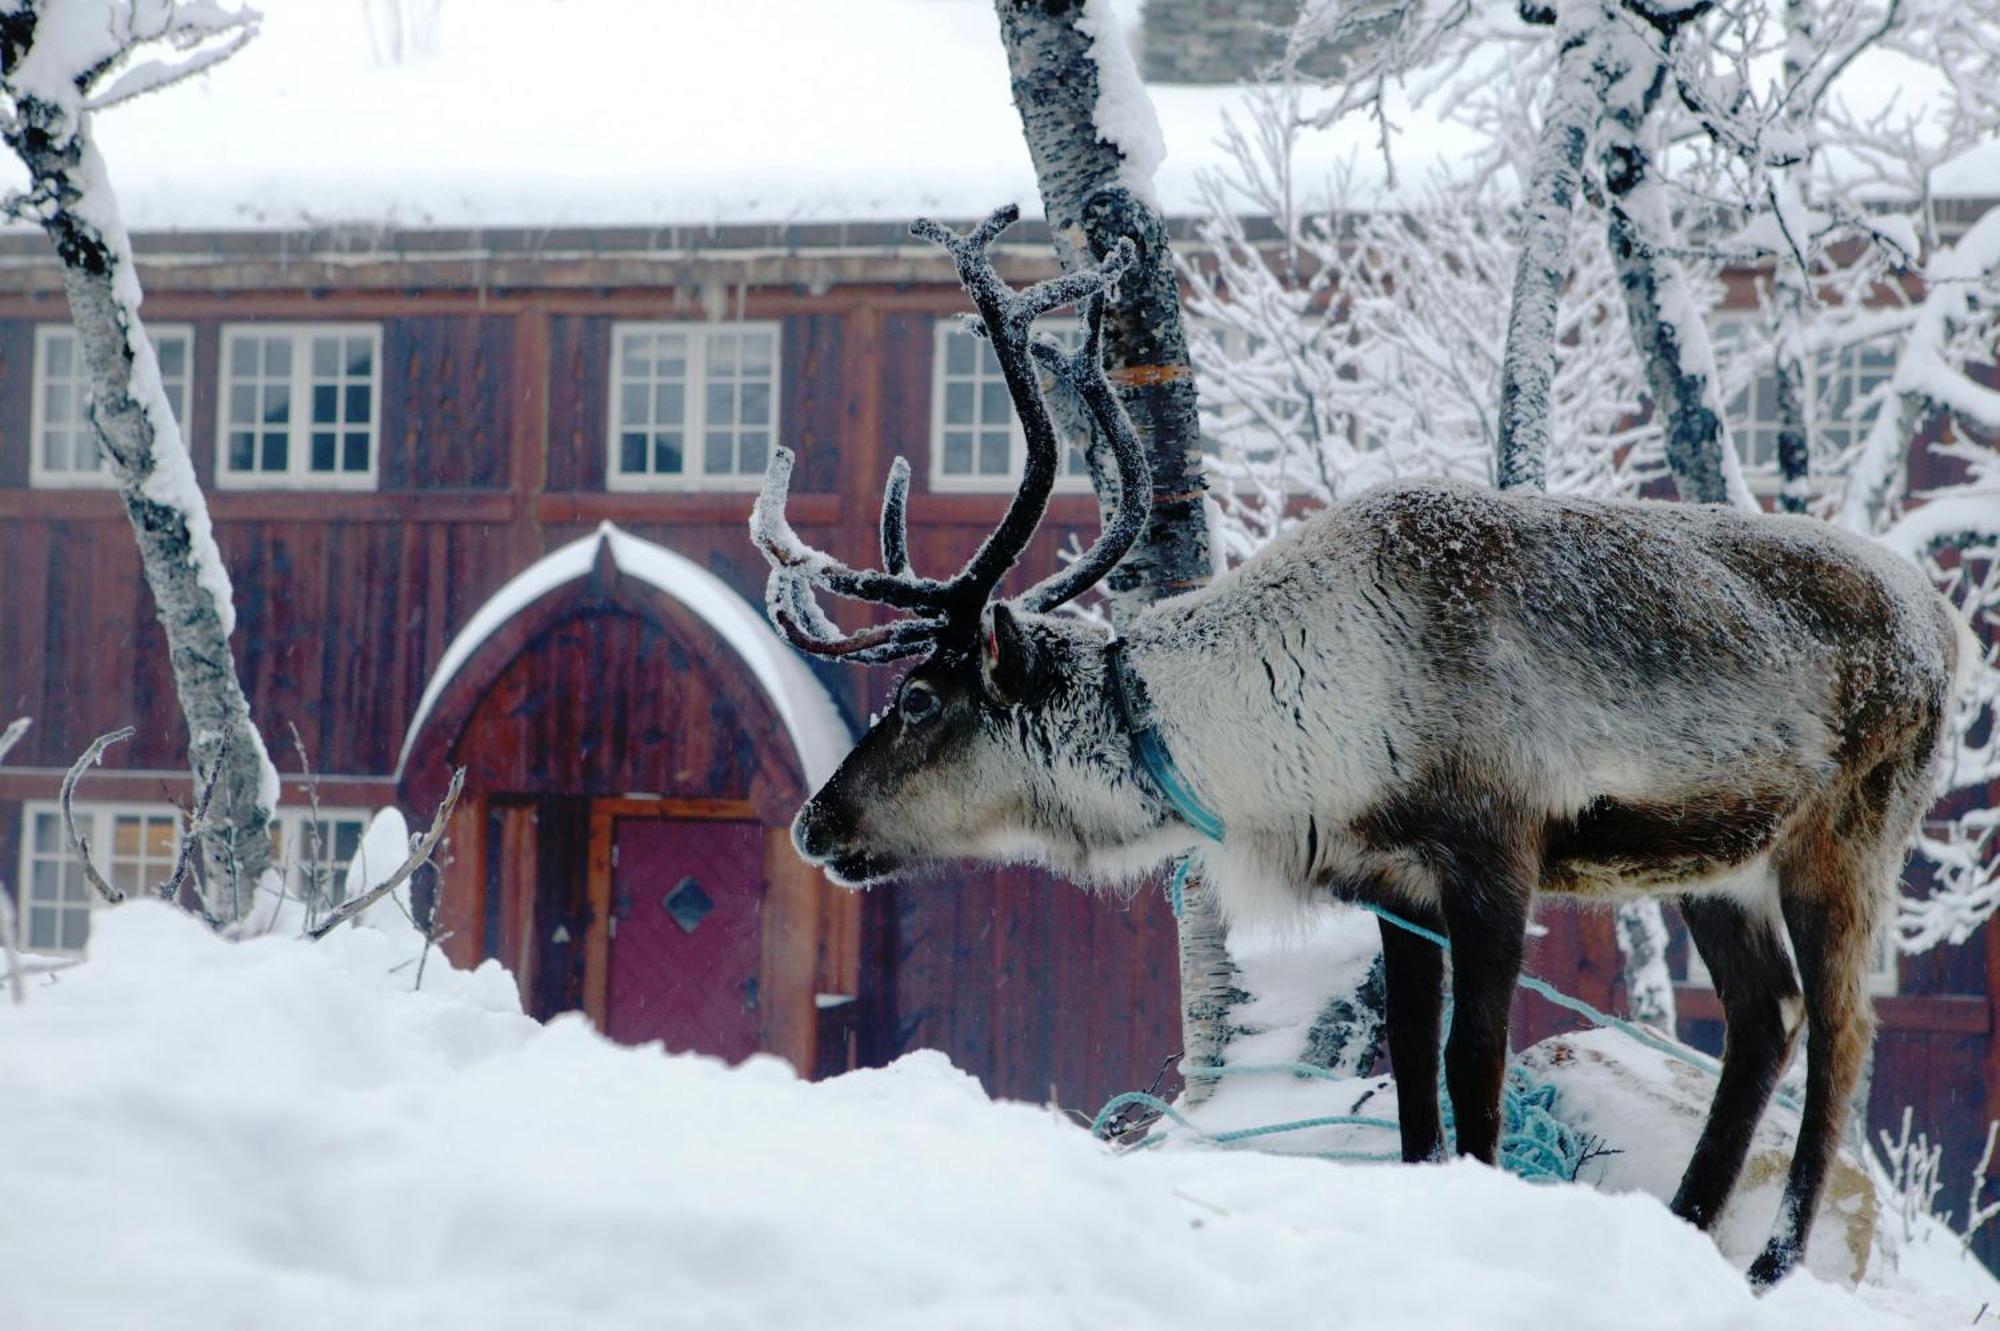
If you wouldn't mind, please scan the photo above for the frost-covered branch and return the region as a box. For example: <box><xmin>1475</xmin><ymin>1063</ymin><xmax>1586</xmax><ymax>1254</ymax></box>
<box><xmin>305</xmin><ymin>768</ymin><xmax>464</xmax><ymax>942</ymax></box>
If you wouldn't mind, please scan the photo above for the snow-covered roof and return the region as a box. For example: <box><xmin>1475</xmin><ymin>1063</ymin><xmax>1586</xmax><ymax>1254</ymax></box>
<box><xmin>12</xmin><ymin>0</ymin><xmax>1474</xmax><ymax>233</ymax></box>
<box><xmin>396</xmin><ymin>523</ymin><xmax>851</xmax><ymax>788</ymax></box>
<box><xmin>7</xmin><ymin>0</ymin><xmax>1984</xmax><ymax>236</ymax></box>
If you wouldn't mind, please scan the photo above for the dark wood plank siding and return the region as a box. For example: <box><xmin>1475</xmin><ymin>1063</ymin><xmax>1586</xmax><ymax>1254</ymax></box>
<box><xmin>381</xmin><ymin>315</ymin><xmax>514</xmax><ymax>490</ymax></box>
<box><xmin>545</xmin><ymin>314</ymin><xmax>608</xmax><ymax>492</ymax></box>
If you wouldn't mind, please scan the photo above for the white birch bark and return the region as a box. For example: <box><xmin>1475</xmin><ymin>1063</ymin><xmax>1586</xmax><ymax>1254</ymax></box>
<box><xmin>0</xmin><ymin>6</ymin><xmax>278</xmax><ymax>923</ymax></box>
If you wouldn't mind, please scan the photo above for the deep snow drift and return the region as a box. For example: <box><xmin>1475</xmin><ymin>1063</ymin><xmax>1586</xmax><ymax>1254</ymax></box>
<box><xmin>2</xmin><ymin>901</ymin><xmax>1993</xmax><ymax>1330</ymax></box>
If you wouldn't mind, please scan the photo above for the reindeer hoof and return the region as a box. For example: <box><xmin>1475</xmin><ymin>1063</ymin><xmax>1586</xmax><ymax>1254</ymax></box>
<box><xmin>1746</xmin><ymin>1241</ymin><xmax>1797</xmax><ymax>1291</ymax></box>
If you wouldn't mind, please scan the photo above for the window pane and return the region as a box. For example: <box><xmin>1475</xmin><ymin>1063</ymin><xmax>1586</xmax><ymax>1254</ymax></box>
<box><xmin>156</xmin><ymin>338</ymin><xmax>185</xmax><ymax>378</ymax></box>
<box><xmin>30</xmin><ymin>859</ymin><xmax>61</xmax><ymax>903</ymax></box>
<box><xmin>311</xmin><ymin>432</ymin><xmax>336</xmax><ymax>471</ymax></box>
<box><xmin>344</xmin><ymin>433</ymin><xmax>368</xmax><ymax>472</ymax></box>
<box><xmin>33</xmin><ymin>811</ymin><xmax>63</xmax><ymax>855</ymax></box>
<box><xmin>619</xmin><ymin>384</ymin><xmax>648</xmax><ymax>428</ymax></box>
<box><xmin>230</xmin><ymin>384</ymin><xmax>257</xmax><ymax>425</ymax></box>
<box><xmin>261</xmin><ymin>432</ymin><xmax>289</xmax><ymax>472</ymax></box>
<box><xmin>654</xmin><ymin>383</ymin><xmax>684</xmax><ymax>425</ymax></box>
<box><xmin>229</xmin><ymin>431</ymin><xmax>256</xmax><ymax>472</ymax></box>
<box><xmin>979</xmin><ymin>380</ymin><xmax>1010</xmax><ymax>426</ymax></box>
<box><xmin>28</xmin><ymin>905</ymin><xmax>56</xmax><ymax>950</ymax></box>
<box><xmin>262</xmin><ymin>385</ymin><xmax>290</xmax><ymax>426</ymax></box>
<box><xmin>741</xmin><ymin>383</ymin><xmax>770</xmax><ymax>427</ymax></box>
<box><xmin>112</xmin><ymin>861</ymin><xmax>141</xmax><ymax>893</ymax></box>
<box><xmin>619</xmin><ymin>431</ymin><xmax>647</xmax><ymax>474</ymax></box>
<box><xmin>114</xmin><ymin>815</ymin><xmax>142</xmax><ymax>857</ymax></box>
<box><xmin>44</xmin><ymin>384</ymin><xmax>68</xmax><ymax>425</ymax></box>
<box><xmin>345</xmin><ymin>384</ymin><xmax>371</xmax><ymax>426</ymax></box>
<box><xmin>230</xmin><ymin>337</ymin><xmax>258</xmax><ymax>377</ymax></box>
<box><xmin>331</xmin><ymin>821</ymin><xmax>363</xmax><ymax>865</ymax></box>
<box><xmin>945</xmin><ymin>331</ymin><xmax>973</xmax><ymax>375</ymax></box>
<box><xmin>346</xmin><ymin>337</ymin><xmax>372</xmax><ymax>376</ymax></box>
<box><xmin>61</xmin><ymin>862</ymin><xmax>87</xmax><ymax>903</ymax></box>
<box><xmin>164</xmin><ymin>382</ymin><xmax>187</xmax><ymax>426</ymax></box>
<box><xmin>144</xmin><ymin>816</ymin><xmax>175</xmax><ymax>859</ymax></box>
<box><xmin>945</xmin><ymin>382</ymin><xmax>973</xmax><ymax>425</ymax></box>
<box><xmin>46</xmin><ymin>334</ymin><xmax>72</xmax><ymax>377</ymax></box>
<box><xmin>739</xmin><ymin>432</ymin><xmax>768</xmax><ymax>474</ymax></box>
<box><xmin>741</xmin><ymin>334</ymin><xmax>774</xmax><ymax>376</ymax></box>
<box><xmin>60</xmin><ymin>907</ymin><xmax>88</xmax><ymax>952</ymax></box>
<box><xmin>653</xmin><ymin>434</ymin><xmax>682</xmax><ymax>473</ymax></box>
<box><xmin>706</xmin><ymin>382</ymin><xmax>734</xmax><ymax>427</ymax></box>
<box><xmin>312</xmin><ymin>384</ymin><xmax>338</xmax><ymax>425</ymax></box>
<box><xmin>265</xmin><ymin>338</ymin><xmax>292</xmax><ymax>377</ymax></box>
<box><xmin>705</xmin><ymin>432</ymin><xmax>732</xmax><ymax>474</ymax></box>
<box><xmin>312</xmin><ymin>336</ymin><xmax>339</xmax><ymax>377</ymax></box>
<box><xmin>978</xmin><ymin>431</ymin><xmax>1009</xmax><ymax>475</ymax></box>
<box><xmin>943</xmin><ymin>430</ymin><xmax>971</xmax><ymax>475</ymax></box>
<box><xmin>619</xmin><ymin>336</ymin><xmax>649</xmax><ymax>379</ymax></box>
<box><xmin>708</xmin><ymin>334</ymin><xmax>738</xmax><ymax>375</ymax></box>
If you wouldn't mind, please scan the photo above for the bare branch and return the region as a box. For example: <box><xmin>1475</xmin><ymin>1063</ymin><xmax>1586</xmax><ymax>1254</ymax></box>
<box><xmin>0</xmin><ymin>715</ymin><xmax>30</xmax><ymax>765</ymax></box>
<box><xmin>60</xmin><ymin>728</ymin><xmax>135</xmax><ymax>906</ymax></box>
<box><xmin>306</xmin><ymin>768</ymin><xmax>465</xmax><ymax>942</ymax></box>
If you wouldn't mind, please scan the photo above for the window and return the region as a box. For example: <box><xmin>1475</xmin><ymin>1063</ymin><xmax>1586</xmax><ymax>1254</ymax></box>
<box><xmin>269</xmin><ymin>808</ymin><xmax>370</xmax><ymax>907</ymax></box>
<box><xmin>16</xmin><ymin>803</ymin><xmax>180</xmax><ymax>954</ymax></box>
<box><xmin>1676</xmin><ymin>910</ymin><xmax>1898</xmax><ymax>997</ymax></box>
<box><xmin>11</xmin><ymin>803</ymin><xmax>371</xmax><ymax>954</ymax></box>
<box><xmin>1713</xmin><ymin>319</ymin><xmax>1896</xmax><ymax>478</ymax></box>
<box><xmin>930</xmin><ymin>319</ymin><xmax>1093</xmax><ymax>491</ymax></box>
<box><xmin>216</xmin><ymin>324</ymin><xmax>381</xmax><ymax>489</ymax></box>
<box><xmin>608</xmin><ymin>322</ymin><xmax>780</xmax><ymax>490</ymax></box>
<box><xmin>30</xmin><ymin>325</ymin><xmax>192</xmax><ymax>487</ymax></box>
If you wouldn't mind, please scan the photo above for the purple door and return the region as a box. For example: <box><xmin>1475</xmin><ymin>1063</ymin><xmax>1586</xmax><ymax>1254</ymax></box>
<box><xmin>605</xmin><ymin>817</ymin><xmax>765</xmax><ymax>1060</ymax></box>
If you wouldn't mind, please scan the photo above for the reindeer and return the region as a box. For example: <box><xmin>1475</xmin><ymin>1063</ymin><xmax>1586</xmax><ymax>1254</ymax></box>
<box><xmin>750</xmin><ymin>208</ymin><xmax>1968</xmax><ymax>1288</ymax></box>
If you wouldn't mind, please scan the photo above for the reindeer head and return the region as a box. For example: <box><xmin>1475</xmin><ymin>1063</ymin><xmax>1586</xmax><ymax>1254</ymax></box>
<box><xmin>750</xmin><ymin>207</ymin><xmax>1155</xmax><ymax>886</ymax></box>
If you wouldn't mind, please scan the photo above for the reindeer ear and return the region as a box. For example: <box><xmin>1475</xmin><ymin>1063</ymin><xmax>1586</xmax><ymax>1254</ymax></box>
<box><xmin>979</xmin><ymin>603</ymin><xmax>1052</xmax><ymax>707</ymax></box>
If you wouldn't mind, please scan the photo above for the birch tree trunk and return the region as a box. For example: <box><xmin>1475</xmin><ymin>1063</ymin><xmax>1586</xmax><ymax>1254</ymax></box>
<box><xmin>1495</xmin><ymin>0</ymin><xmax>1616</xmax><ymax>492</ymax></box>
<box><xmin>1768</xmin><ymin>0</ymin><xmax>1818</xmax><ymax>516</ymax></box>
<box><xmin>991</xmin><ymin>0</ymin><xmax>1243</xmax><ymax>1099</ymax></box>
<box><xmin>1599</xmin><ymin>3</ymin><xmax>1754</xmax><ymax>512</ymax></box>
<box><xmin>3</xmin><ymin>27</ymin><xmax>278</xmax><ymax>922</ymax></box>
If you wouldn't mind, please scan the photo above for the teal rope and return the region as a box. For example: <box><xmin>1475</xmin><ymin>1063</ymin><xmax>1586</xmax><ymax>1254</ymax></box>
<box><xmin>1108</xmin><ymin>884</ymin><xmax>1792</xmax><ymax>1181</ymax></box>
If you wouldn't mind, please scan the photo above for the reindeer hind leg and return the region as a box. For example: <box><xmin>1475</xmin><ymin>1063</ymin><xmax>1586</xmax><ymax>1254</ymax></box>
<box><xmin>1670</xmin><ymin>893</ymin><xmax>1802</xmax><ymax>1231</ymax></box>
<box><xmin>1749</xmin><ymin>828</ymin><xmax>1884</xmax><ymax>1288</ymax></box>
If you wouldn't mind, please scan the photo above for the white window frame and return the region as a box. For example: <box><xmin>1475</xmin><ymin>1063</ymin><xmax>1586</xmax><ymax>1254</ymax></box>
<box><xmin>929</xmin><ymin>318</ymin><xmax>1094</xmax><ymax>494</ymax></box>
<box><xmin>1712</xmin><ymin>316</ymin><xmax>1896</xmax><ymax>491</ymax></box>
<box><xmin>214</xmin><ymin>323</ymin><xmax>382</xmax><ymax>491</ymax></box>
<box><xmin>1678</xmin><ymin>912</ymin><xmax>1898</xmax><ymax>997</ymax></box>
<box><xmin>29</xmin><ymin>324</ymin><xmax>194</xmax><ymax>489</ymax></box>
<box><xmin>10</xmin><ymin>802</ymin><xmax>375</xmax><ymax>955</ymax></box>
<box><xmin>606</xmin><ymin>321</ymin><xmax>782</xmax><ymax>492</ymax></box>
<box><xmin>15</xmin><ymin>801</ymin><xmax>183</xmax><ymax>955</ymax></box>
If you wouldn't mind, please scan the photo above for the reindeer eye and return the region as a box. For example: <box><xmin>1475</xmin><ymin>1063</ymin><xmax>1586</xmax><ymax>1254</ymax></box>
<box><xmin>897</xmin><ymin>680</ymin><xmax>941</xmax><ymax>725</ymax></box>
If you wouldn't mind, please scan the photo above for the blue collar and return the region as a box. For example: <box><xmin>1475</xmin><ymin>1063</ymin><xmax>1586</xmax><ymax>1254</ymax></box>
<box><xmin>1104</xmin><ymin>639</ymin><xmax>1226</xmax><ymax>842</ymax></box>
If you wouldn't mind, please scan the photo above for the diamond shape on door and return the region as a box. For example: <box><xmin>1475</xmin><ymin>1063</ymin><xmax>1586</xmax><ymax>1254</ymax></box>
<box><xmin>664</xmin><ymin>876</ymin><xmax>714</xmax><ymax>933</ymax></box>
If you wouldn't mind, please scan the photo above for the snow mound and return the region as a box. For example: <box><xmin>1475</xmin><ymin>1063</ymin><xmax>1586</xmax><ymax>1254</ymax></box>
<box><xmin>0</xmin><ymin>900</ymin><xmax>1988</xmax><ymax>1330</ymax></box>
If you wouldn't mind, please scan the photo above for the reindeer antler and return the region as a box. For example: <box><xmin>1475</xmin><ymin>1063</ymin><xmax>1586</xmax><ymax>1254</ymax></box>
<box><xmin>749</xmin><ymin>204</ymin><xmax>1152</xmax><ymax>663</ymax></box>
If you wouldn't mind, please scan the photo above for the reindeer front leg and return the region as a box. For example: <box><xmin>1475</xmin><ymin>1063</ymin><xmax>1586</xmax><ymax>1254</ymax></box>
<box><xmin>1379</xmin><ymin>905</ymin><xmax>1447</xmax><ymax>1162</ymax></box>
<box><xmin>1434</xmin><ymin>834</ymin><xmax>1534</xmax><ymax>1165</ymax></box>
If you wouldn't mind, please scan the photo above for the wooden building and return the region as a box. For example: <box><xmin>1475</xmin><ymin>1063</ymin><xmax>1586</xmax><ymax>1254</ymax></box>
<box><xmin>0</xmin><ymin>218</ymin><xmax>1995</xmax><ymax>1263</ymax></box>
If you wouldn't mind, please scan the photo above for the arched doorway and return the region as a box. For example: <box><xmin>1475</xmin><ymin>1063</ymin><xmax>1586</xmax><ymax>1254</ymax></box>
<box><xmin>396</xmin><ymin>524</ymin><xmax>857</xmax><ymax>1074</ymax></box>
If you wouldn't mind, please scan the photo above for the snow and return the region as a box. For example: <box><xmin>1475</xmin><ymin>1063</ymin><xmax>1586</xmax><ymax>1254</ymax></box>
<box><xmin>395</xmin><ymin>522</ymin><xmax>850</xmax><ymax>788</ymax></box>
<box><xmin>18</xmin><ymin>0</ymin><xmax>1490</xmax><ymax>234</ymax></box>
<box><xmin>1077</xmin><ymin>0</ymin><xmax>1167</xmax><ymax>203</ymax></box>
<box><xmin>5</xmin><ymin>899</ymin><xmax>1993</xmax><ymax>1330</ymax></box>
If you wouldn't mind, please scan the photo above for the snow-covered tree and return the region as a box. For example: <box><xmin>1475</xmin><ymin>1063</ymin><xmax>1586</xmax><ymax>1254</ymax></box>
<box><xmin>990</xmin><ymin>0</ymin><xmax>1247</xmax><ymax>1094</ymax></box>
<box><xmin>0</xmin><ymin>2</ymin><xmax>280</xmax><ymax>923</ymax></box>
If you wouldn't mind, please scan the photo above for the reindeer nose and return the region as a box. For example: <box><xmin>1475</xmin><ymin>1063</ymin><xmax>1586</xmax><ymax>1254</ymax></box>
<box><xmin>793</xmin><ymin>800</ymin><xmax>841</xmax><ymax>861</ymax></box>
